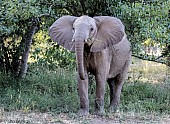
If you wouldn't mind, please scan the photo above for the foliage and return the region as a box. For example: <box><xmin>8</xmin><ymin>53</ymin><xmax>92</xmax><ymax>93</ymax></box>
<box><xmin>118</xmin><ymin>0</ymin><xmax>170</xmax><ymax>64</ymax></box>
<box><xmin>0</xmin><ymin>0</ymin><xmax>43</xmax><ymax>36</ymax></box>
<box><xmin>0</xmin><ymin>0</ymin><xmax>34</xmax><ymax>74</ymax></box>
<box><xmin>0</xmin><ymin>0</ymin><xmax>77</xmax><ymax>75</ymax></box>
<box><xmin>31</xmin><ymin>30</ymin><xmax>76</xmax><ymax>69</ymax></box>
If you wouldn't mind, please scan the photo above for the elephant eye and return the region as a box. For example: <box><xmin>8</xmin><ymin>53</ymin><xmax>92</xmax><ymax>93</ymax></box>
<box><xmin>90</xmin><ymin>28</ymin><xmax>94</xmax><ymax>31</ymax></box>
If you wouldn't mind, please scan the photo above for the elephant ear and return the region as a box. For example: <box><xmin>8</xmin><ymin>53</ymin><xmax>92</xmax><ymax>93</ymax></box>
<box><xmin>91</xmin><ymin>16</ymin><xmax>125</xmax><ymax>52</ymax></box>
<box><xmin>49</xmin><ymin>16</ymin><xmax>77</xmax><ymax>52</ymax></box>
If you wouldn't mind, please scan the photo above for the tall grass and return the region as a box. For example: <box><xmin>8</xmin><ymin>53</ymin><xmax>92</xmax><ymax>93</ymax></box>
<box><xmin>0</xmin><ymin>59</ymin><xmax>169</xmax><ymax>114</ymax></box>
<box><xmin>0</xmin><ymin>64</ymin><xmax>78</xmax><ymax>113</ymax></box>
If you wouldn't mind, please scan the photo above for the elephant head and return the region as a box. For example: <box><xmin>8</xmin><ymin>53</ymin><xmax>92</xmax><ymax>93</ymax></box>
<box><xmin>49</xmin><ymin>16</ymin><xmax>125</xmax><ymax>80</ymax></box>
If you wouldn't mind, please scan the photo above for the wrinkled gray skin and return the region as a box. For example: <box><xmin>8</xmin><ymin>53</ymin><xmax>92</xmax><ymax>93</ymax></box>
<box><xmin>49</xmin><ymin>16</ymin><xmax>131</xmax><ymax>116</ymax></box>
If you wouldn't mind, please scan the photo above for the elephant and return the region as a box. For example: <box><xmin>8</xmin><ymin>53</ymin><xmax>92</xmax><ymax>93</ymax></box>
<box><xmin>49</xmin><ymin>15</ymin><xmax>131</xmax><ymax>116</ymax></box>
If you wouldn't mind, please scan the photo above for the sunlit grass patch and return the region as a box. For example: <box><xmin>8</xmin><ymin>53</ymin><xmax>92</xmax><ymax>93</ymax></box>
<box><xmin>129</xmin><ymin>57</ymin><xmax>169</xmax><ymax>83</ymax></box>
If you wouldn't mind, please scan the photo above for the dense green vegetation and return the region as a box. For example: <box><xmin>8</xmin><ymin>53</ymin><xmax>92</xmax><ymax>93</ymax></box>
<box><xmin>0</xmin><ymin>0</ymin><xmax>169</xmax><ymax>116</ymax></box>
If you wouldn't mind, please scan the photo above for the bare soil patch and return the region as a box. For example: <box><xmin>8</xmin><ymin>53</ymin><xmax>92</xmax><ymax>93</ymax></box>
<box><xmin>0</xmin><ymin>110</ymin><xmax>169</xmax><ymax>124</ymax></box>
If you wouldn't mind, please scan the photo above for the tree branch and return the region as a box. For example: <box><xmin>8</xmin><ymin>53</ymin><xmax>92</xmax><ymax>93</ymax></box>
<box><xmin>132</xmin><ymin>54</ymin><xmax>170</xmax><ymax>67</ymax></box>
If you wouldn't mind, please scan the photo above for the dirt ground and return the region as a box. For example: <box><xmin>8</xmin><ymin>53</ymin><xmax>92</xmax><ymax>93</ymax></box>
<box><xmin>0</xmin><ymin>110</ymin><xmax>169</xmax><ymax>124</ymax></box>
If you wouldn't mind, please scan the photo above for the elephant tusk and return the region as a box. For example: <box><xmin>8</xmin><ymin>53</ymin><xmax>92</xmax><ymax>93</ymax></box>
<box><xmin>69</xmin><ymin>39</ymin><xmax>75</xmax><ymax>45</ymax></box>
<box><xmin>85</xmin><ymin>39</ymin><xmax>87</xmax><ymax>42</ymax></box>
<box><xmin>85</xmin><ymin>38</ymin><xmax>94</xmax><ymax>46</ymax></box>
<box><xmin>72</xmin><ymin>38</ymin><xmax>75</xmax><ymax>42</ymax></box>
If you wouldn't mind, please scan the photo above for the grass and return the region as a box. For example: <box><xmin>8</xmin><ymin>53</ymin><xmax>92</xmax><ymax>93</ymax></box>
<box><xmin>0</xmin><ymin>58</ymin><xmax>169</xmax><ymax>116</ymax></box>
<box><xmin>120</xmin><ymin>82</ymin><xmax>169</xmax><ymax>113</ymax></box>
<box><xmin>0</xmin><ymin>65</ymin><xmax>78</xmax><ymax>113</ymax></box>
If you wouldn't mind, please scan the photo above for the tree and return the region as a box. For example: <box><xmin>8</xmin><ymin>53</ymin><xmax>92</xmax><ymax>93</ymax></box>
<box><xmin>0</xmin><ymin>0</ymin><xmax>169</xmax><ymax>79</ymax></box>
<box><xmin>119</xmin><ymin>0</ymin><xmax>170</xmax><ymax>66</ymax></box>
<box><xmin>0</xmin><ymin>0</ymin><xmax>55</xmax><ymax>77</ymax></box>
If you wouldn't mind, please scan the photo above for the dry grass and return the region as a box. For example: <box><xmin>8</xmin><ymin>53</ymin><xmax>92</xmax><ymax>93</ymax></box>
<box><xmin>129</xmin><ymin>57</ymin><xmax>169</xmax><ymax>83</ymax></box>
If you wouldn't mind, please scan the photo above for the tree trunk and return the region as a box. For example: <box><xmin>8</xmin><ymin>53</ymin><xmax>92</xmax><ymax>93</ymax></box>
<box><xmin>2</xmin><ymin>42</ymin><xmax>10</xmax><ymax>73</ymax></box>
<box><xmin>19</xmin><ymin>22</ymin><xmax>37</xmax><ymax>78</ymax></box>
<box><xmin>166</xmin><ymin>56</ymin><xmax>170</xmax><ymax>81</ymax></box>
<box><xmin>11</xmin><ymin>40</ymin><xmax>25</xmax><ymax>76</ymax></box>
<box><xmin>167</xmin><ymin>57</ymin><xmax>170</xmax><ymax>67</ymax></box>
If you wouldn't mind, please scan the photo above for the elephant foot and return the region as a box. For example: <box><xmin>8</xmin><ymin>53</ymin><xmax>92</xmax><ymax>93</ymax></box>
<box><xmin>108</xmin><ymin>103</ymin><xmax>119</xmax><ymax>113</ymax></box>
<box><xmin>78</xmin><ymin>109</ymin><xmax>89</xmax><ymax>116</ymax></box>
<box><xmin>94</xmin><ymin>98</ymin><xmax>105</xmax><ymax>115</ymax></box>
<box><xmin>94</xmin><ymin>108</ymin><xmax>105</xmax><ymax>116</ymax></box>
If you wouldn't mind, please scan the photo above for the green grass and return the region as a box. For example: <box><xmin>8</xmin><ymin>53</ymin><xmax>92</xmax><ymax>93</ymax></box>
<box><xmin>0</xmin><ymin>65</ymin><xmax>78</xmax><ymax>113</ymax></box>
<box><xmin>0</xmin><ymin>60</ymin><xmax>169</xmax><ymax>115</ymax></box>
<box><xmin>120</xmin><ymin>82</ymin><xmax>170</xmax><ymax>114</ymax></box>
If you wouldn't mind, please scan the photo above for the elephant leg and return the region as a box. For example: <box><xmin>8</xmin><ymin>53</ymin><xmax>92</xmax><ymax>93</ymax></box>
<box><xmin>108</xmin><ymin>60</ymin><xmax>130</xmax><ymax>112</ymax></box>
<box><xmin>94</xmin><ymin>73</ymin><xmax>106</xmax><ymax>115</ymax></box>
<box><xmin>107</xmin><ymin>76</ymin><xmax>123</xmax><ymax>112</ymax></box>
<box><xmin>78</xmin><ymin>73</ymin><xmax>89</xmax><ymax>116</ymax></box>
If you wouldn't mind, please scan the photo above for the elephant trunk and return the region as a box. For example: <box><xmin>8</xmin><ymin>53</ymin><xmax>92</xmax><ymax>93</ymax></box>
<box><xmin>75</xmin><ymin>41</ymin><xmax>86</xmax><ymax>80</ymax></box>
